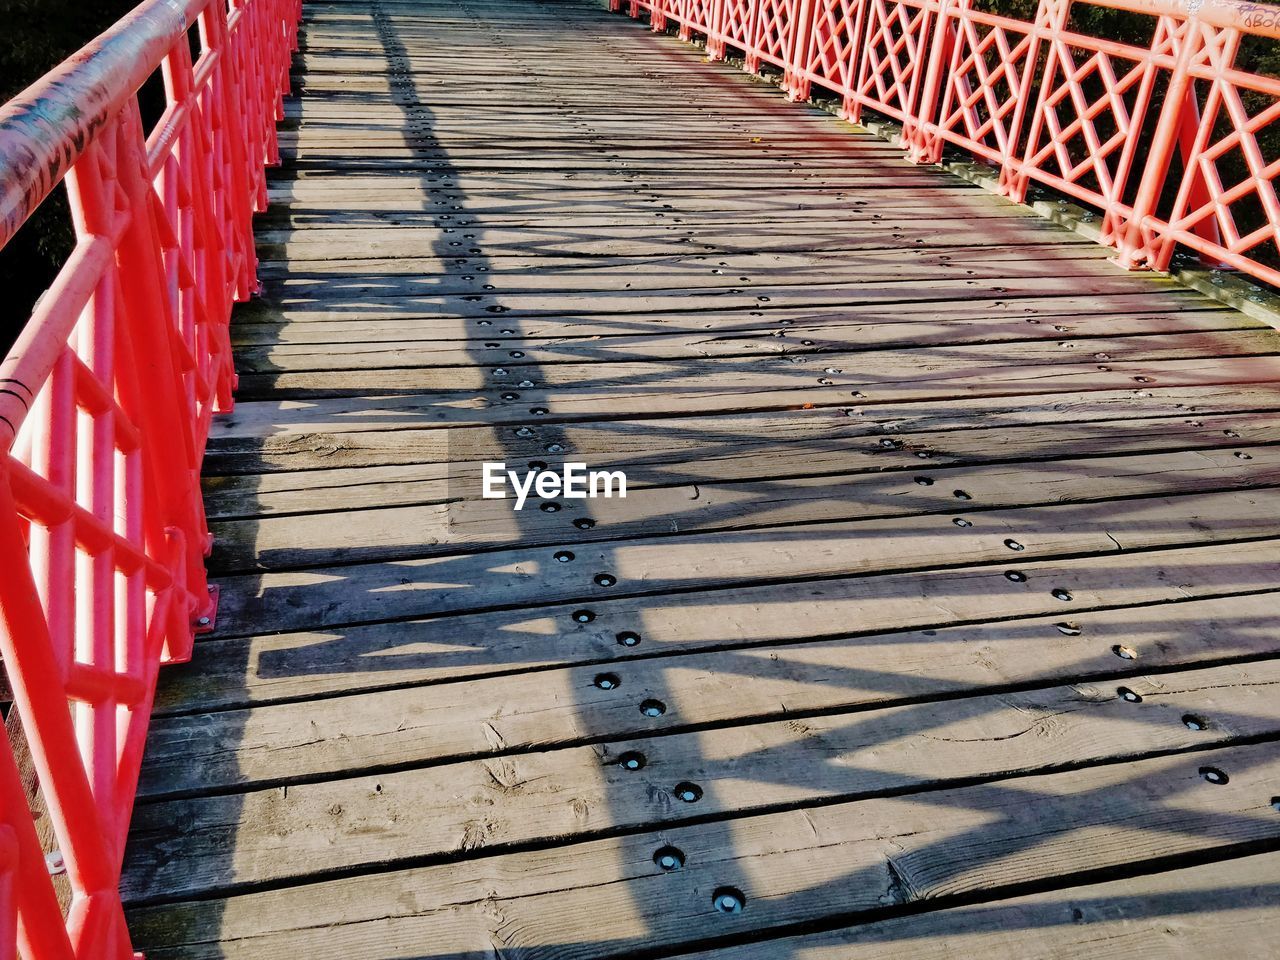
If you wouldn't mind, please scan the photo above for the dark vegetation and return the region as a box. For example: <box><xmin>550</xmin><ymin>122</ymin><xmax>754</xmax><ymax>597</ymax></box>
<box><xmin>0</xmin><ymin>0</ymin><xmax>139</xmax><ymax>354</ymax></box>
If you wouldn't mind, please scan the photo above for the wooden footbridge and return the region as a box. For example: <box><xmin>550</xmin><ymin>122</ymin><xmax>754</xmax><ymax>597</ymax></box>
<box><xmin>2</xmin><ymin>0</ymin><xmax>1280</xmax><ymax>956</ymax></box>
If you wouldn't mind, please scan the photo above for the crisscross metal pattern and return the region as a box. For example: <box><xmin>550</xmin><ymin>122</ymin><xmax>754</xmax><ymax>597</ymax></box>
<box><xmin>0</xmin><ymin>0</ymin><xmax>299</xmax><ymax>955</ymax></box>
<box><xmin>622</xmin><ymin>0</ymin><xmax>1280</xmax><ymax>285</ymax></box>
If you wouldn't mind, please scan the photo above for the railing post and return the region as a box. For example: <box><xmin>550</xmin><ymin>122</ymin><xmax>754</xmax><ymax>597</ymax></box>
<box><xmin>115</xmin><ymin>99</ymin><xmax>214</xmax><ymax>662</ymax></box>
<box><xmin>783</xmin><ymin>0</ymin><xmax>817</xmax><ymax>101</ymax></box>
<box><xmin>989</xmin><ymin>0</ymin><xmax>1054</xmax><ymax>201</ymax></box>
<box><xmin>1009</xmin><ymin>0</ymin><xmax>1072</xmax><ymax>203</ymax></box>
<box><xmin>652</xmin><ymin>0</ymin><xmax>669</xmax><ymax>33</ymax></box>
<box><xmin>708</xmin><ymin>0</ymin><xmax>728</xmax><ymax>58</ymax></box>
<box><xmin>903</xmin><ymin>0</ymin><xmax>961</xmax><ymax>163</ymax></box>
<box><xmin>206</xmin><ymin>2</ymin><xmax>261</xmax><ymax>299</ymax></box>
<box><xmin>0</xmin><ymin>472</ymin><xmax>130</xmax><ymax>955</ymax></box>
<box><xmin>1114</xmin><ymin>13</ymin><xmax>1203</xmax><ymax>270</ymax></box>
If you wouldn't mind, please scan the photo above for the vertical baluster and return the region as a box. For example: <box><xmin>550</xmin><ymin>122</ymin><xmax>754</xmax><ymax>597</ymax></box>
<box><xmin>1116</xmin><ymin>12</ymin><xmax>1203</xmax><ymax>269</ymax></box>
<box><xmin>26</xmin><ymin>352</ymin><xmax>76</xmax><ymax>684</ymax></box>
<box><xmin>115</xmin><ymin>96</ymin><xmax>214</xmax><ymax>662</ymax></box>
<box><xmin>785</xmin><ymin>0</ymin><xmax>816</xmax><ymax>102</ymax></box>
<box><xmin>1159</xmin><ymin>24</ymin><xmax>1238</xmax><ymax>267</ymax></box>
<box><xmin>208</xmin><ymin>0</ymin><xmax>260</xmax><ymax>299</ymax></box>
<box><xmin>64</xmin><ymin>122</ymin><xmax>120</xmax><ymax>856</ymax></box>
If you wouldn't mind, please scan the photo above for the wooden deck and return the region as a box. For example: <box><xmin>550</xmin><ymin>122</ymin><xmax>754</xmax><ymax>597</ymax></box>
<box><xmin>121</xmin><ymin>0</ymin><xmax>1280</xmax><ymax>955</ymax></box>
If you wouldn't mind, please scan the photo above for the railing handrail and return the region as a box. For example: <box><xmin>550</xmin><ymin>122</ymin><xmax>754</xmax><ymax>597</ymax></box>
<box><xmin>1095</xmin><ymin>0</ymin><xmax>1280</xmax><ymax>37</ymax></box>
<box><xmin>0</xmin><ymin>0</ymin><xmax>206</xmax><ymax>249</ymax></box>
<box><xmin>0</xmin><ymin>0</ymin><xmax>299</xmax><ymax>955</ymax></box>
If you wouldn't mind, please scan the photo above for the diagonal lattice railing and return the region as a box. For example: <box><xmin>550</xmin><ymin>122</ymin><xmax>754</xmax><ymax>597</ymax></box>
<box><xmin>0</xmin><ymin>0</ymin><xmax>299</xmax><ymax>955</ymax></box>
<box><xmin>614</xmin><ymin>0</ymin><xmax>1280</xmax><ymax>287</ymax></box>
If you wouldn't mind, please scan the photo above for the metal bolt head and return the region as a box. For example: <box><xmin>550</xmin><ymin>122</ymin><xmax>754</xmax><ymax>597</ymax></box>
<box><xmin>673</xmin><ymin>781</ymin><xmax>703</xmax><ymax>803</ymax></box>
<box><xmin>712</xmin><ymin>887</ymin><xmax>746</xmax><ymax>914</ymax></box>
<box><xmin>654</xmin><ymin>846</ymin><xmax>685</xmax><ymax>871</ymax></box>
<box><xmin>197</xmin><ymin>616</ymin><xmax>212</xmax><ymax>627</ymax></box>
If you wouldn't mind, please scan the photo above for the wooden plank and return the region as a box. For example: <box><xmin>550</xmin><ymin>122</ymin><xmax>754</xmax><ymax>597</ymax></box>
<box><xmin>227</xmin><ymin>274</ymin><xmax>1199</xmax><ymax>324</ymax></box>
<box><xmin>124</xmin><ymin>658</ymin><xmax>1280</xmax><ymax>901</ymax></box>
<box><xmin>680</xmin><ymin>851</ymin><xmax>1280</xmax><ymax>960</ymax></box>
<box><xmin>204</xmin><ymin>382</ymin><xmax>1280</xmax><ymax>468</ymax></box>
<box><xmin>228</xmin><ymin>347</ymin><xmax>1280</xmax><ymax>423</ymax></box>
<box><xmin>228</xmin><ymin>306</ymin><xmax>1249</xmax><ymax>361</ymax></box>
<box><xmin>200</xmin><ymin>410</ymin><xmax>1280</xmax><ymax>522</ymax></box>
<box><xmin>207</xmin><ymin>486</ymin><xmax>1280</xmax><ymax>630</ymax></box>
<box><xmin>140</xmin><ymin>590</ymin><xmax>1280</xmax><ymax>794</ymax></box>
<box><xmin>254</xmin><ymin>222</ymin><xmax>1092</xmax><ymax>263</ymax></box>
<box><xmin>123</xmin><ymin>740</ymin><xmax>1280</xmax><ymax>957</ymax></box>
<box><xmin>163</xmin><ymin>538</ymin><xmax>1280</xmax><ymax>711</ymax></box>
<box><xmin>207</xmin><ymin>444</ymin><xmax>1280</xmax><ymax>572</ymax></box>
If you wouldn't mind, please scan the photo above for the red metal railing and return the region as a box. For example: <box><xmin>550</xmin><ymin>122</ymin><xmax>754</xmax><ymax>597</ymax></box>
<box><xmin>0</xmin><ymin>0</ymin><xmax>299</xmax><ymax>955</ymax></box>
<box><xmin>616</xmin><ymin>0</ymin><xmax>1280</xmax><ymax>287</ymax></box>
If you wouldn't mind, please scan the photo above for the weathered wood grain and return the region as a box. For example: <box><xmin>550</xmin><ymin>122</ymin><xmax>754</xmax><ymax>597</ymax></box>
<box><xmin>124</xmin><ymin>740</ymin><xmax>1280</xmax><ymax>957</ymax></box>
<box><xmin>125</xmin><ymin>0</ymin><xmax>1280</xmax><ymax>952</ymax></box>
<box><xmin>160</xmin><ymin>537</ymin><xmax>1280</xmax><ymax>714</ymax></box>
<box><xmin>123</xmin><ymin>658</ymin><xmax>1280</xmax><ymax>901</ymax></box>
<box><xmin>208</xmin><ymin>444</ymin><xmax>1280</xmax><ymax>571</ymax></box>
<box><xmin>204</xmin><ymin>385</ymin><xmax>1280</xmax><ymax>480</ymax></box>
<box><xmin>139</xmin><ymin>592</ymin><xmax>1280</xmax><ymax>796</ymax></box>
<box><xmin>680</xmin><ymin>851</ymin><xmax>1280</xmax><ymax>960</ymax></box>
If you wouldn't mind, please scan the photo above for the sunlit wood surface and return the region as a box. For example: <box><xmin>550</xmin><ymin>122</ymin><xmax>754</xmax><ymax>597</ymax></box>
<box><xmin>122</xmin><ymin>0</ymin><xmax>1280</xmax><ymax>954</ymax></box>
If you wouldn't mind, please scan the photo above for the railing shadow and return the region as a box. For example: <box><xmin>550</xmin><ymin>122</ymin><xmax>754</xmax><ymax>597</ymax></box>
<box><xmin>120</xmin><ymin>0</ymin><xmax>1280</xmax><ymax>956</ymax></box>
